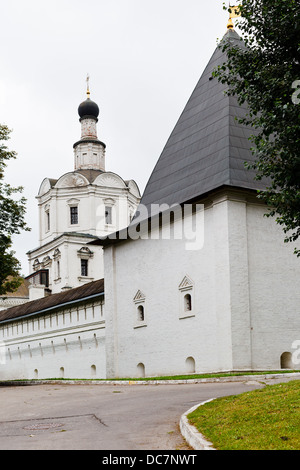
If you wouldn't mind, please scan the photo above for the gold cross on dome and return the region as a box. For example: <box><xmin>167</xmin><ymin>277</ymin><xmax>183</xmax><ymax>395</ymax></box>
<box><xmin>86</xmin><ymin>74</ymin><xmax>90</xmax><ymax>97</ymax></box>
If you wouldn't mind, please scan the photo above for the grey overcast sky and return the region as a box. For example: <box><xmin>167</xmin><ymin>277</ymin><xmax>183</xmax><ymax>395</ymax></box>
<box><xmin>0</xmin><ymin>0</ymin><xmax>236</xmax><ymax>275</ymax></box>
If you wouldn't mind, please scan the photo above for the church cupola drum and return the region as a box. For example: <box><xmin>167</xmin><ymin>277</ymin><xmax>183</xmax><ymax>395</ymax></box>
<box><xmin>73</xmin><ymin>76</ymin><xmax>106</xmax><ymax>172</ymax></box>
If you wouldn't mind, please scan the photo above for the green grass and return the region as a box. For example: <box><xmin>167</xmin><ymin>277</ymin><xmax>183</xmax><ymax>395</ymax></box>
<box><xmin>188</xmin><ymin>380</ymin><xmax>300</xmax><ymax>450</ymax></box>
<box><xmin>1</xmin><ymin>370</ymin><xmax>299</xmax><ymax>383</ymax></box>
<box><xmin>104</xmin><ymin>370</ymin><xmax>299</xmax><ymax>381</ymax></box>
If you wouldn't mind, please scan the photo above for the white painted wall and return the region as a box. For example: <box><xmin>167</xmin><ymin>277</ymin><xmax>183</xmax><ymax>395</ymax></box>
<box><xmin>0</xmin><ymin>299</ymin><xmax>106</xmax><ymax>380</ymax></box>
<box><xmin>104</xmin><ymin>198</ymin><xmax>230</xmax><ymax>378</ymax></box>
<box><xmin>103</xmin><ymin>190</ymin><xmax>300</xmax><ymax>378</ymax></box>
<box><xmin>245</xmin><ymin>203</ymin><xmax>300</xmax><ymax>370</ymax></box>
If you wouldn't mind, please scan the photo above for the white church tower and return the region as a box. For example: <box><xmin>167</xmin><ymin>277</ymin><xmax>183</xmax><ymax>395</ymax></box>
<box><xmin>26</xmin><ymin>80</ymin><xmax>141</xmax><ymax>297</ymax></box>
<box><xmin>73</xmin><ymin>75</ymin><xmax>106</xmax><ymax>172</ymax></box>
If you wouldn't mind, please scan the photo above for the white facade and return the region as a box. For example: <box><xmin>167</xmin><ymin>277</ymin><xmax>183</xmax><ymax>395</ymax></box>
<box><xmin>0</xmin><ymin>293</ymin><xmax>105</xmax><ymax>380</ymax></box>
<box><xmin>103</xmin><ymin>189</ymin><xmax>300</xmax><ymax>378</ymax></box>
<box><xmin>35</xmin><ymin>171</ymin><xmax>140</xmax><ymax>246</ymax></box>
<box><xmin>27</xmin><ymin>233</ymin><xmax>103</xmax><ymax>295</ymax></box>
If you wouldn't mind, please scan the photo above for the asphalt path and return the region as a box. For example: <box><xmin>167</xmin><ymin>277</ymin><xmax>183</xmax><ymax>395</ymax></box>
<box><xmin>0</xmin><ymin>379</ymin><xmax>273</xmax><ymax>450</ymax></box>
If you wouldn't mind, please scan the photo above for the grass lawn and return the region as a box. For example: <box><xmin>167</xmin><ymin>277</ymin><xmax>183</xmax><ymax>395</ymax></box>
<box><xmin>187</xmin><ymin>380</ymin><xmax>300</xmax><ymax>450</ymax></box>
<box><xmin>3</xmin><ymin>370</ymin><xmax>300</xmax><ymax>383</ymax></box>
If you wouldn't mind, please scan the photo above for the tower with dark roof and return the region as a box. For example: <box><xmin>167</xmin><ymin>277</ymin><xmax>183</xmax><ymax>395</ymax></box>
<box><xmin>139</xmin><ymin>28</ymin><xmax>268</xmax><ymax>216</ymax></box>
<box><xmin>98</xmin><ymin>27</ymin><xmax>300</xmax><ymax>379</ymax></box>
<box><xmin>73</xmin><ymin>86</ymin><xmax>107</xmax><ymax>172</ymax></box>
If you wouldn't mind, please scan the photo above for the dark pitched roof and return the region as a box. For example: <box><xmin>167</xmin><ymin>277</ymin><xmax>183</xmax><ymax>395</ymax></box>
<box><xmin>0</xmin><ymin>279</ymin><xmax>104</xmax><ymax>324</ymax></box>
<box><xmin>139</xmin><ymin>29</ymin><xmax>268</xmax><ymax>214</ymax></box>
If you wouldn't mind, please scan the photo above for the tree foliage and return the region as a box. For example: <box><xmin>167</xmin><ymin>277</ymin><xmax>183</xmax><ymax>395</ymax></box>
<box><xmin>214</xmin><ymin>0</ymin><xmax>300</xmax><ymax>255</ymax></box>
<box><xmin>0</xmin><ymin>124</ymin><xmax>30</xmax><ymax>295</ymax></box>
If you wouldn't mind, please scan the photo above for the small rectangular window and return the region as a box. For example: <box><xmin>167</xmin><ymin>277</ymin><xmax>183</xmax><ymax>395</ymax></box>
<box><xmin>70</xmin><ymin>206</ymin><xmax>78</xmax><ymax>225</ymax></box>
<box><xmin>105</xmin><ymin>206</ymin><xmax>112</xmax><ymax>225</ymax></box>
<box><xmin>57</xmin><ymin>260</ymin><xmax>60</xmax><ymax>279</ymax></box>
<box><xmin>81</xmin><ymin>259</ymin><xmax>88</xmax><ymax>277</ymax></box>
<box><xmin>46</xmin><ymin>210</ymin><xmax>50</xmax><ymax>231</ymax></box>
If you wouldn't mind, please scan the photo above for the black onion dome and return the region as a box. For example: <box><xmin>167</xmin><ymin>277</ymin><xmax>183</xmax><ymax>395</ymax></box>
<box><xmin>78</xmin><ymin>97</ymin><xmax>99</xmax><ymax>120</ymax></box>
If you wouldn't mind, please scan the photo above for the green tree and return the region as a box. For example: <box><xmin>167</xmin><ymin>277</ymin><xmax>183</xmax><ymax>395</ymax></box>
<box><xmin>0</xmin><ymin>124</ymin><xmax>30</xmax><ymax>295</ymax></box>
<box><xmin>214</xmin><ymin>0</ymin><xmax>300</xmax><ymax>255</ymax></box>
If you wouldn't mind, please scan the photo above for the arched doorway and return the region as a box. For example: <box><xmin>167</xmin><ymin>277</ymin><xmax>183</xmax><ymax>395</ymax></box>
<box><xmin>137</xmin><ymin>363</ymin><xmax>145</xmax><ymax>378</ymax></box>
<box><xmin>280</xmin><ymin>352</ymin><xmax>293</xmax><ymax>369</ymax></box>
<box><xmin>186</xmin><ymin>356</ymin><xmax>196</xmax><ymax>373</ymax></box>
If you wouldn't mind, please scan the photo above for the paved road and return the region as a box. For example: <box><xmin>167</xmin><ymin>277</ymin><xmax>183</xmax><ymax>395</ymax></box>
<box><xmin>0</xmin><ymin>380</ymin><xmax>272</xmax><ymax>450</ymax></box>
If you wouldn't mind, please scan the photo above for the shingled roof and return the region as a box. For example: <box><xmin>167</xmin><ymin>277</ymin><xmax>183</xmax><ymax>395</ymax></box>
<box><xmin>0</xmin><ymin>279</ymin><xmax>104</xmax><ymax>324</ymax></box>
<box><xmin>139</xmin><ymin>29</ymin><xmax>268</xmax><ymax>214</ymax></box>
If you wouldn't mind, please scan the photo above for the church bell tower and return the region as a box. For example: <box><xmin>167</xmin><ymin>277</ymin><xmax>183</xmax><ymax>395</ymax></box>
<box><xmin>73</xmin><ymin>75</ymin><xmax>106</xmax><ymax>171</ymax></box>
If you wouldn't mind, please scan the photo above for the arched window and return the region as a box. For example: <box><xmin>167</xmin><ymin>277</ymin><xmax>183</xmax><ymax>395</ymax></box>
<box><xmin>91</xmin><ymin>365</ymin><xmax>96</xmax><ymax>377</ymax></box>
<box><xmin>184</xmin><ymin>294</ymin><xmax>192</xmax><ymax>312</ymax></box>
<box><xmin>59</xmin><ymin>367</ymin><xmax>64</xmax><ymax>378</ymax></box>
<box><xmin>133</xmin><ymin>290</ymin><xmax>147</xmax><ymax>328</ymax></box>
<box><xmin>137</xmin><ymin>305</ymin><xmax>145</xmax><ymax>322</ymax></box>
<box><xmin>178</xmin><ymin>275</ymin><xmax>194</xmax><ymax>319</ymax></box>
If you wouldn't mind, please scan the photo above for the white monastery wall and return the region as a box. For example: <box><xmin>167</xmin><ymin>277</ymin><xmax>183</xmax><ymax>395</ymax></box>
<box><xmin>104</xmin><ymin>199</ymin><xmax>235</xmax><ymax>379</ymax></box>
<box><xmin>0</xmin><ymin>299</ymin><xmax>106</xmax><ymax>380</ymax></box>
<box><xmin>245</xmin><ymin>202</ymin><xmax>300</xmax><ymax>370</ymax></box>
<box><xmin>104</xmin><ymin>192</ymin><xmax>300</xmax><ymax>378</ymax></box>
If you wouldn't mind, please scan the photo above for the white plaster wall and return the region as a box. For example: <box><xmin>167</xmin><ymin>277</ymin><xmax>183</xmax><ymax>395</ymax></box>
<box><xmin>245</xmin><ymin>203</ymin><xmax>300</xmax><ymax>370</ymax></box>
<box><xmin>104</xmin><ymin>192</ymin><xmax>300</xmax><ymax>378</ymax></box>
<box><xmin>104</xmin><ymin>201</ymin><xmax>234</xmax><ymax>379</ymax></box>
<box><xmin>227</xmin><ymin>199</ymin><xmax>253</xmax><ymax>369</ymax></box>
<box><xmin>0</xmin><ymin>300</ymin><xmax>106</xmax><ymax>380</ymax></box>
